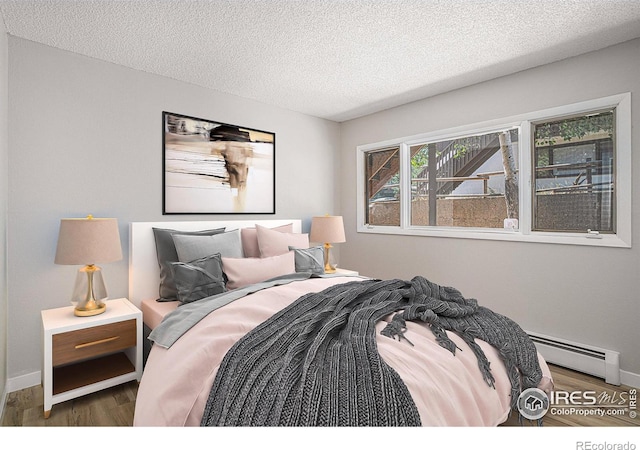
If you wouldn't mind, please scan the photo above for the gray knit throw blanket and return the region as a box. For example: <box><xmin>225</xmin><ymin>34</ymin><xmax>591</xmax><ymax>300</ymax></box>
<box><xmin>201</xmin><ymin>276</ymin><xmax>542</xmax><ymax>426</ymax></box>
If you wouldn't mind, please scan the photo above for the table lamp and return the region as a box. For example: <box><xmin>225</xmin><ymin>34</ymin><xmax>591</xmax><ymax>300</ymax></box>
<box><xmin>310</xmin><ymin>215</ymin><xmax>346</xmax><ymax>274</ymax></box>
<box><xmin>54</xmin><ymin>215</ymin><xmax>123</xmax><ymax>316</ymax></box>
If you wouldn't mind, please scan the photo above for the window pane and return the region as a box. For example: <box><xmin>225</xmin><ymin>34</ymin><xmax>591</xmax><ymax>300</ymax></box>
<box><xmin>410</xmin><ymin>129</ymin><xmax>519</xmax><ymax>228</ymax></box>
<box><xmin>533</xmin><ymin>110</ymin><xmax>615</xmax><ymax>232</ymax></box>
<box><xmin>365</xmin><ymin>147</ymin><xmax>400</xmax><ymax>226</ymax></box>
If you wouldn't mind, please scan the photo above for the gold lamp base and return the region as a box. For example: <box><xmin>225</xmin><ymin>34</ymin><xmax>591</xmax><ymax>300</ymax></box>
<box><xmin>72</xmin><ymin>264</ymin><xmax>108</xmax><ymax>317</ymax></box>
<box><xmin>323</xmin><ymin>243</ymin><xmax>336</xmax><ymax>274</ymax></box>
<box><xmin>74</xmin><ymin>300</ymin><xmax>106</xmax><ymax>317</ymax></box>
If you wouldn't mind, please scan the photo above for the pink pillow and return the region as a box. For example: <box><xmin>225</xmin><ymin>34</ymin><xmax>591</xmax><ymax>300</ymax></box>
<box><xmin>256</xmin><ymin>224</ymin><xmax>309</xmax><ymax>257</ymax></box>
<box><xmin>241</xmin><ymin>223</ymin><xmax>293</xmax><ymax>257</ymax></box>
<box><xmin>222</xmin><ymin>252</ymin><xmax>296</xmax><ymax>290</ymax></box>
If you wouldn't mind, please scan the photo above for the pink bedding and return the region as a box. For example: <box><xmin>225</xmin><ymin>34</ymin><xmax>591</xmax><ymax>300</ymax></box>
<box><xmin>134</xmin><ymin>276</ymin><xmax>552</xmax><ymax>426</ymax></box>
<box><xmin>141</xmin><ymin>297</ymin><xmax>178</xmax><ymax>331</ymax></box>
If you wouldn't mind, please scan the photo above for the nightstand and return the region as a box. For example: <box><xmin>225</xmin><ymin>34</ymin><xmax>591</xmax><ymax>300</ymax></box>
<box><xmin>41</xmin><ymin>297</ymin><xmax>142</xmax><ymax>418</ymax></box>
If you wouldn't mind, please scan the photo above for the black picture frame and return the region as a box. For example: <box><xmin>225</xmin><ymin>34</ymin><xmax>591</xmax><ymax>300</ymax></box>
<box><xmin>163</xmin><ymin>111</ymin><xmax>275</xmax><ymax>214</ymax></box>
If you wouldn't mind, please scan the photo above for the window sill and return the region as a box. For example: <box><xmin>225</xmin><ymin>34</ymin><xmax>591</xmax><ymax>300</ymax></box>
<box><xmin>357</xmin><ymin>224</ymin><xmax>631</xmax><ymax>248</ymax></box>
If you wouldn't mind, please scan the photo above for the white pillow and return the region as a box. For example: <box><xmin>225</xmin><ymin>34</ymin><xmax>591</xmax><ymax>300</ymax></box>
<box><xmin>222</xmin><ymin>252</ymin><xmax>296</xmax><ymax>290</ymax></box>
<box><xmin>256</xmin><ymin>224</ymin><xmax>309</xmax><ymax>257</ymax></box>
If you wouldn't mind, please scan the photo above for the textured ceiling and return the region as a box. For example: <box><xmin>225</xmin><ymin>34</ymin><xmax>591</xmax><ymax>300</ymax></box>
<box><xmin>1</xmin><ymin>0</ymin><xmax>640</xmax><ymax>122</ymax></box>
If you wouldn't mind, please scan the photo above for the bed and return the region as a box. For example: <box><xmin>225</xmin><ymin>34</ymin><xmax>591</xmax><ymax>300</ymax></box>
<box><xmin>130</xmin><ymin>219</ymin><xmax>553</xmax><ymax>427</ymax></box>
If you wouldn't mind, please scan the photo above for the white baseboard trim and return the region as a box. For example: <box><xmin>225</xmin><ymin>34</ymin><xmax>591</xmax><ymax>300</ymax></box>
<box><xmin>2</xmin><ymin>371</ymin><xmax>39</xmax><ymax>423</ymax></box>
<box><xmin>620</xmin><ymin>369</ymin><xmax>640</xmax><ymax>389</ymax></box>
<box><xmin>6</xmin><ymin>370</ymin><xmax>40</xmax><ymax>393</ymax></box>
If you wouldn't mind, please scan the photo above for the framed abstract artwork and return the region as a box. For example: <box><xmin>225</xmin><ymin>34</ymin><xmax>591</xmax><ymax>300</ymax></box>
<box><xmin>163</xmin><ymin>112</ymin><xmax>275</xmax><ymax>214</ymax></box>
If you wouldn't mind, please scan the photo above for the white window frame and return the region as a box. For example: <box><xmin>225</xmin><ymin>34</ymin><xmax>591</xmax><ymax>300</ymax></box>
<box><xmin>356</xmin><ymin>93</ymin><xmax>631</xmax><ymax>248</ymax></box>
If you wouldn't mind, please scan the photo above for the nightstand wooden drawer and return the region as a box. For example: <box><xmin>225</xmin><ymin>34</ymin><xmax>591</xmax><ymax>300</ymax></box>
<box><xmin>52</xmin><ymin>319</ymin><xmax>136</xmax><ymax>366</ymax></box>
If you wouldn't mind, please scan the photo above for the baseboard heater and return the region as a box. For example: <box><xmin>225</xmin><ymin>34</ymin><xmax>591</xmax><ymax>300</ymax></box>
<box><xmin>526</xmin><ymin>331</ymin><xmax>620</xmax><ymax>386</ymax></box>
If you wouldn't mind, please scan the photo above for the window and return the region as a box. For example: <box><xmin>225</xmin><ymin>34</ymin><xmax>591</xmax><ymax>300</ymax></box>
<box><xmin>364</xmin><ymin>146</ymin><xmax>400</xmax><ymax>226</ymax></box>
<box><xmin>408</xmin><ymin>129</ymin><xmax>519</xmax><ymax>229</ymax></box>
<box><xmin>357</xmin><ymin>94</ymin><xmax>631</xmax><ymax>247</ymax></box>
<box><xmin>532</xmin><ymin>110</ymin><xmax>615</xmax><ymax>233</ymax></box>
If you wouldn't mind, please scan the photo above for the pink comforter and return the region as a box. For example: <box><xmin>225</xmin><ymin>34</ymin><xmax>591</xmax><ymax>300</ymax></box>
<box><xmin>134</xmin><ymin>276</ymin><xmax>552</xmax><ymax>426</ymax></box>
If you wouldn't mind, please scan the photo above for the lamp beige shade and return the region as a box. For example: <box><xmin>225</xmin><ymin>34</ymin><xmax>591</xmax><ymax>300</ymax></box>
<box><xmin>309</xmin><ymin>215</ymin><xmax>346</xmax><ymax>244</ymax></box>
<box><xmin>55</xmin><ymin>216</ymin><xmax>123</xmax><ymax>316</ymax></box>
<box><xmin>55</xmin><ymin>216</ymin><xmax>123</xmax><ymax>265</ymax></box>
<box><xmin>310</xmin><ymin>215</ymin><xmax>345</xmax><ymax>274</ymax></box>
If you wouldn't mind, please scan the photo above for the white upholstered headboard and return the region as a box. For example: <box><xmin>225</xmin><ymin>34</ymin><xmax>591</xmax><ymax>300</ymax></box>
<box><xmin>128</xmin><ymin>219</ymin><xmax>302</xmax><ymax>308</ymax></box>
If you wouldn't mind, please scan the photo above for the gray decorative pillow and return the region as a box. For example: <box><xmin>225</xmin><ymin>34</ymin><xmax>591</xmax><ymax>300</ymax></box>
<box><xmin>169</xmin><ymin>253</ymin><xmax>226</xmax><ymax>305</ymax></box>
<box><xmin>289</xmin><ymin>245</ymin><xmax>325</xmax><ymax>275</ymax></box>
<box><xmin>172</xmin><ymin>229</ymin><xmax>244</xmax><ymax>262</ymax></box>
<box><xmin>152</xmin><ymin>227</ymin><xmax>225</xmax><ymax>301</ymax></box>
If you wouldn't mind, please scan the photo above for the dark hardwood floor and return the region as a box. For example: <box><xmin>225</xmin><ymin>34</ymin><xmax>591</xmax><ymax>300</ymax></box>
<box><xmin>2</xmin><ymin>364</ymin><xmax>638</xmax><ymax>427</ymax></box>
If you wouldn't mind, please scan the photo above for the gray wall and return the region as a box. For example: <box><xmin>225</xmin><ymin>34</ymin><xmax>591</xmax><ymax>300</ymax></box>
<box><xmin>0</xmin><ymin>18</ymin><xmax>8</xmax><ymax>405</ymax></box>
<box><xmin>339</xmin><ymin>38</ymin><xmax>640</xmax><ymax>380</ymax></box>
<box><xmin>6</xmin><ymin>37</ymin><xmax>340</xmax><ymax>382</ymax></box>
